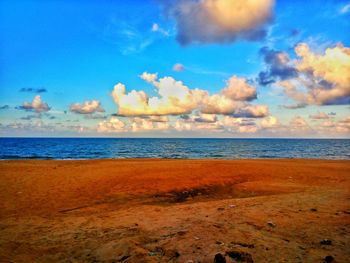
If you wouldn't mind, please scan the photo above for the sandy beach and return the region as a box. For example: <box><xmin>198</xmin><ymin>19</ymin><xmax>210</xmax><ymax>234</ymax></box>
<box><xmin>0</xmin><ymin>159</ymin><xmax>349</xmax><ymax>262</ymax></box>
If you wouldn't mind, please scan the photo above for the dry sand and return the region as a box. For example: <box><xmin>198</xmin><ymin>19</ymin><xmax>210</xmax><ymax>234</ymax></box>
<box><xmin>0</xmin><ymin>159</ymin><xmax>349</xmax><ymax>262</ymax></box>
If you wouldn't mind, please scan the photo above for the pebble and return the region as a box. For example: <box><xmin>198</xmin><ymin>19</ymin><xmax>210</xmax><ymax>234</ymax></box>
<box><xmin>267</xmin><ymin>221</ymin><xmax>276</xmax><ymax>227</ymax></box>
<box><xmin>214</xmin><ymin>253</ymin><xmax>226</xmax><ymax>263</ymax></box>
<box><xmin>324</xmin><ymin>255</ymin><xmax>335</xmax><ymax>262</ymax></box>
<box><xmin>320</xmin><ymin>239</ymin><xmax>332</xmax><ymax>245</ymax></box>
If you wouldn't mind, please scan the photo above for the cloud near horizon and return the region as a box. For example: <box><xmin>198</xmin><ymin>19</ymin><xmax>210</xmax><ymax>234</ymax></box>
<box><xmin>17</xmin><ymin>95</ymin><xmax>50</xmax><ymax>113</ymax></box>
<box><xmin>111</xmin><ymin>72</ymin><xmax>266</xmax><ymax>118</ymax></box>
<box><xmin>163</xmin><ymin>0</ymin><xmax>274</xmax><ymax>45</ymax></box>
<box><xmin>70</xmin><ymin>100</ymin><xmax>105</xmax><ymax>114</ymax></box>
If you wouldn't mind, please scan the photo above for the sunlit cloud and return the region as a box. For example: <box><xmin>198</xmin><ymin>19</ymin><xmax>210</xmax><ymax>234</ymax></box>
<box><xmin>262</xmin><ymin>42</ymin><xmax>350</xmax><ymax>106</ymax></box>
<box><xmin>70</xmin><ymin>100</ymin><xmax>105</xmax><ymax>114</ymax></box>
<box><xmin>17</xmin><ymin>95</ymin><xmax>50</xmax><ymax>113</ymax></box>
<box><xmin>162</xmin><ymin>0</ymin><xmax>274</xmax><ymax>45</ymax></box>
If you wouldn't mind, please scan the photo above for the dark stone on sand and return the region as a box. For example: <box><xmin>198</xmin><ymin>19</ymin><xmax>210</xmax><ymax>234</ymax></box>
<box><xmin>267</xmin><ymin>221</ymin><xmax>276</xmax><ymax>227</ymax></box>
<box><xmin>214</xmin><ymin>253</ymin><xmax>226</xmax><ymax>263</ymax></box>
<box><xmin>177</xmin><ymin>230</ymin><xmax>188</xmax><ymax>236</ymax></box>
<box><xmin>226</xmin><ymin>250</ymin><xmax>254</xmax><ymax>262</ymax></box>
<box><xmin>165</xmin><ymin>249</ymin><xmax>180</xmax><ymax>259</ymax></box>
<box><xmin>324</xmin><ymin>255</ymin><xmax>334</xmax><ymax>262</ymax></box>
<box><xmin>310</xmin><ymin>208</ymin><xmax>317</xmax><ymax>212</ymax></box>
<box><xmin>320</xmin><ymin>239</ymin><xmax>332</xmax><ymax>245</ymax></box>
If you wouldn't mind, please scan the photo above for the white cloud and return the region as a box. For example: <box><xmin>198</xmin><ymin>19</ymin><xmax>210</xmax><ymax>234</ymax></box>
<box><xmin>112</xmin><ymin>73</ymin><xmax>265</xmax><ymax>119</ymax></box>
<box><xmin>131</xmin><ymin>117</ymin><xmax>170</xmax><ymax>132</ymax></box>
<box><xmin>70</xmin><ymin>100</ymin><xmax>105</xmax><ymax>114</ymax></box>
<box><xmin>112</xmin><ymin>73</ymin><xmax>207</xmax><ymax>116</ymax></box>
<box><xmin>289</xmin><ymin>116</ymin><xmax>311</xmax><ymax>131</ymax></box>
<box><xmin>140</xmin><ymin>72</ymin><xmax>158</xmax><ymax>83</ymax></box>
<box><xmin>221</xmin><ymin>76</ymin><xmax>257</xmax><ymax>101</ymax></box>
<box><xmin>233</xmin><ymin>104</ymin><xmax>269</xmax><ymax>118</ymax></box>
<box><xmin>261</xmin><ymin>116</ymin><xmax>281</xmax><ymax>129</ymax></box>
<box><xmin>19</xmin><ymin>95</ymin><xmax>50</xmax><ymax>113</ymax></box>
<box><xmin>201</xmin><ymin>76</ymin><xmax>259</xmax><ymax>115</ymax></box>
<box><xmin>279</xmin><ymin>43</ymin><xmax>350</xmax><ymax>106</ymax></box>
<box><xmin>97</xmin><ymin>117</ymin><xmax>126</xmax><ymax>133</ymax></box>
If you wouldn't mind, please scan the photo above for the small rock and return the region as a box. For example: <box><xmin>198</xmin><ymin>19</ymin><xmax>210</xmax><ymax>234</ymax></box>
<box><xmin>194</xmin><ymin>236</ymin><xmax>200</xmax><ymax>240</ymax></box>
<box><xmin>217</xmin><ymin>207</ymin><xmax>225</xmax><ymax>211</ymax></box>
<box><xmin>165</xmin><ymin>249</ymin><xmax>180</xmax><ymax>259</ymax></box>
<box><xmin>310</xmin><ymin>208</ymin><xmax>317</xmax><ymax>212</ymax></box>
<box><xmin>186</xmin><ymin>260</ymin><xmax>194</xmax><ymax>263</ymax></box>
<box><xmin>214</xmin><ymin>253</ymin><xmax>226</xmax><ymax>263</ymax></box>
<box><xmin>177</xmin><ymin>230</ymin><xmax>188</xmax><ymax>236</ymax></box>
<box><xmin>320</xmin><ymin>239</ymin><xmax>332</xmax><ymax>245</ymax></box>
<box><xmin>226</xmin><ymin>250</ymin><xmax>254</xmax><ymax>263</ymax></box>
<box><xmin>267</xmin><ymin>221</ymin><xmax>276</xmax><ymax>227</ymax></box>
<box><xmin>324</xmin><ymin>255</ymin><xmax>335</xmax><ymax>262</ymax></box>
<box><xmin>216</xmin><ymin>241</ymin><xmax>224</xmax><ymax>245</ymax></box>
<box><xmin>229</xmin><ymin>204</ymin><xmax>236</xmax><ymax>208</ymax></box>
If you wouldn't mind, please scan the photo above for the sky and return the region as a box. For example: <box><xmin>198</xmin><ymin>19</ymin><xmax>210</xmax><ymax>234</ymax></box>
<box><xmin>0</xmin><ymin>0</ymin><xmax>349</xmax><ymax>138</ymax></box>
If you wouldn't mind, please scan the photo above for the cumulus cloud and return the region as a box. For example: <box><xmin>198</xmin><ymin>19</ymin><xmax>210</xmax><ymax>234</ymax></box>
<box><xmin>131</xmin><ymin>117</ymin><xmax>170</xmax><ymax>132</ymax></box>
<box><xmin>289</xmin><ymin>116</ymin><xmax>311</xmax><ymax>131</ymax></box>
<box><xmin>70</xmin><ymin>100</ymin><xmax>105</xmax><ymax>114</ymax></box>
<box><xmin>232</xmin><ymin>104</ymin><xmax>269</xmax><ymax>118</ymax></box>
<box><xmin>278</xmin><ymin>43</ymin><xmax>350</xmax><ymax>106</ymax></box>
<box><xmin>193</xmin><ymin>113</ymin><xmax>217</xmax><ymax>123</ymax></box>
<box><xmin>260</xmin><ymin>116</ymin><xmax>281</xmax><ymax>129</ymax></box>
<box><xmin>174</xmin><ymin>118</ymin><xmax>223</xmax><ymax>132</ymax></box>
<box><xmin>317</xmin><ymin>117</ymin><xmax>350</xmax><ymax>134</ymax></box>
<box><xmin>201</xmin><ymin>76</ymin><xmax>258</xmax><ymax>114</ymax></box>
<box><xmin>112</xmin><ymin>72</ymin><xmax>265</xmax><ymax>120</ymax></box>
<box><xmin>112</xmin><ymin>73</ymin><xmax>207</xmax><ymax>116</ymax></box>
<box><xmin>163</xmin><ymin>0</ymin><xmax>274</xmax><ymax>45</ymax></box>
<box><xmin>172</xmin><ymin>63</ymin><xmax>185</xmax><ymax>72</ymax></box>
<box><xmin>18</xmin><ymin>95</ymin><xmax>50</xmax><ymax>113</ymax></box>
<box><xmin>257</xmin><ymin>47</ymin><xmax>298</xmax><ymax>86</ymax></box>
<box><xmin>222</xmin><ymin>116</ymin><xmax>258</xmax><ymax>133</ymax></box>
<box><xmin>97</xmin><ymin>117</ymin><xmax>126</xmax><ymax>133</ymax></box>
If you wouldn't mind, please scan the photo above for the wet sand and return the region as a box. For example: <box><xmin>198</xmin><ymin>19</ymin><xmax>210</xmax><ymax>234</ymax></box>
<box><xmin>0</xmin><ymin>159</ymin><xmax>349</xmax><ymax>262</ymax></box>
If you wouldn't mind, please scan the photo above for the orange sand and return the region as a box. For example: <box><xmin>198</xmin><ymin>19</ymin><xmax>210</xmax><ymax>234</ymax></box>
<box><xmin>0</xmin><ymin>159</ymin><xmax>349</xmax><ymax>262</ymax></box>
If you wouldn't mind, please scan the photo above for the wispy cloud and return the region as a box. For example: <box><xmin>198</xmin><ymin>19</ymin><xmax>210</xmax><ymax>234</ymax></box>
<box><xmin>339</xmin><ymin>3</ymin><xmax>350</xmax><ymax>14</ymax></box>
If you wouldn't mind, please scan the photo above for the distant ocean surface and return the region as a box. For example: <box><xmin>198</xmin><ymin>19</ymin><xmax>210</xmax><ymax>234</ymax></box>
<box><xmin>1</xmin><ymin>138</ymin><xmax>350</xmax><ymax>160</ymax></box>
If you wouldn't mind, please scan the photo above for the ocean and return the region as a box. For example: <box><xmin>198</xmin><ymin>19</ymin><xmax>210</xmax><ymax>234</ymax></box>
<box><xmin>0</xmin><ymin>137</ymin><xmax>349</xmax><ymax>160</ymax></box>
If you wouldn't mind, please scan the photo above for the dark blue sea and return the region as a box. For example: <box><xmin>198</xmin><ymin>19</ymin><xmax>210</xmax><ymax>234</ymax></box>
<box><xmin>0</xmin><ymin>138</ymin><xmax>349</xmax><ymax>160</ymax></box>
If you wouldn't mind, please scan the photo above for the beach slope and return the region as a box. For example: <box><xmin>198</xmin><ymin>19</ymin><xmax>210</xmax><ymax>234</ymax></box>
<box><xmin>0</xmin><ymin>159</ymin><xmax>349</xmax><ymax>262</ymax></box>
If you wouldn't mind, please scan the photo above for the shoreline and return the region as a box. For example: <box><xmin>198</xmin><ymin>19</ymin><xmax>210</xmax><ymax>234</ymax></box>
<box><xmin>1</xmin><ymin>159</ymin><xmax>349</xmax><ymax>262</ymax></box>
<box><xmin>1</xmin><ymin>157</ymin><xmax>350</xmax><ymax>161</ymax></box>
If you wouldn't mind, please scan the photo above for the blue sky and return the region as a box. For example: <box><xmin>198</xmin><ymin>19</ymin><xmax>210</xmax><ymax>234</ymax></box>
<box><xmin>0</xmin><ymin>0</ymin><xmax>349</xmax><ymax>137</ymax></box>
